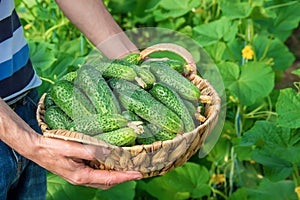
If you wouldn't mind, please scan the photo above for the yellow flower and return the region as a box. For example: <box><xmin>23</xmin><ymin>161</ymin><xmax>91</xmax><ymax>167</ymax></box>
<box><xmin>242</xmin><ymin>45</ymin><xmax>254</xmax><ymax>60</ymax></box>
<box><xmin>295</xmin><ymin>186</ymin><xmax>300</xmax><ymax>198</ymax></box>
<box><xmin>212</xmin><ymin>174</ymin><xmax>226</xmax><ymax>185</ymax></box>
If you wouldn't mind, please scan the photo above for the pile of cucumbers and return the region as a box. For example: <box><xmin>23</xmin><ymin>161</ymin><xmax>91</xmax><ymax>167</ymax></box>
<box><xmin>44</xmin><ymin>53</ymin><xmax>202</xmax><ymax>147</ymax></box>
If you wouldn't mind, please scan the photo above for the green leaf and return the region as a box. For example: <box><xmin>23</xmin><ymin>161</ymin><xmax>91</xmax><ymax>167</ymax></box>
<box><xmin>263</xmin><ymin>164</ymin><xmax>294</xmax><ymax>182</ymax></box>
<box><xmin>217</xmin><ymin>61</ymin><xmax>239</xmax><ymax>89</ymax></box>
<box><xmin>152</xmin><ymin>0</ymin><xmax>200</xmax><ymax>21</ymax></box>
<box><xmin>46</xmin><ymin>173</ymin><xmax>97</xmax><ymax>200</ymax></box>
<box><xmin>292</xmin><ymin>68</ymin><xmax>300</xmax><ymax>78</ymax></box>
<box><xmin>240</xmin><ymin>121</ymin><xmax>300</xmax><ymax>164</ymax></box>
<box><xmin>193</xmin><ymin>17</ymin><xmax>238</xmax><ymax>46</ymax></box>
<box><xmin>145</xmin><ymin>162</ymin><xmax>211</xmax><ymax>200</ymax></box>
<box><xmin>204</xmin><ymin>42</ymin><xmax>227</xmax><ymax>63</ymax></box>
<box><xmin>228</xmin><ymin>62</ymin><xmax>274</xmax><ymax>106</ymax></box>
<box><xmin>246</xmin><ymin>178</ymin><xmax>298</xmax><ymax>200</ymax></box>
<box><xmin>228</xmin><ymin>188</ymin><xmax>248</xmax><ymax>200</ymax></box>
<box><xmin>29</xmin><ymin>41</ymin><xmax>57</xmax><ymax>72</ymax></box>
<box><xmin>253</xmin><ymin>36</ymin><xmax>295</xmax><ymax>71</ymax></box>
<box><xmin>276</xmin><ymin>88</ymin><xmax>300</xmax><ymax>128</ymax></box>
<box><xmin>256</xmin><ymin>1</ymin><xmax>300</xmax><ymax>41</ymax></box>
<box><xmin>220</xmin><ymin>0</ymin><xmax>252</xmax><ymax>19</ymax></box>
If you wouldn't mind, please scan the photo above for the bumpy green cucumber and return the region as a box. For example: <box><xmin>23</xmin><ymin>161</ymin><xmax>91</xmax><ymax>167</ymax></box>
<box><xmin>146</xmin><ymin>62</ymin><xmax>200</xmax><ymax>101</ymax></box>
<box><xmin>109</xmin><ymin>79</ymin><xmax>184</xmax><ymax>133</ymax></box>
<box><xmin>182</xmin><ymin>99</ymin><xmax>197</xmax><ymax>118</ymax></box>
<box><xmin>94</xmin><ymin>127</ymin><xmax>137</xmax><ymax>146</ymax></box>
<box><xmin>93</xmin><ymin>61</ymin><xmax>137</xmax><ymax>81</ymax></box>
<box><xmin>44</xmin><ymin>93</ymin><xmax>55</xmax><ymax>109</ymax></box>
<box><xmin>50</xmin><ymin>80</ymin><xmax>97</xmax><ymax>119</ymax></box>
<box><xmin>120</xmin><ymin>53</ymin><xmax>141</xmax><ymax>65</ymax></box>
<box><xmin>122</xmin><ymin>110</ymin><xmax>142</xmax><ymax>121</ymax></box>
<box><xmin>136</xmin><ymin>128</ymin><xmax>156</xmax><ymax>145</ymax></box>
<box><xmin>150</xmin><ymin>82</ymin><xmax>195</xmax><ymax>132</ymax></box>
<box><xmin>68</xmin><ymin>114</ymin><xmax>128</xmax><ymax>136</ymax></box>
<box><xmin>60</xmin><ymin>71</ymin><xmax>78</xmax><ymax>82</ymax></box>
<box><xmin>144</xmin><ymin>59</ymin><xmax>185</xmax><ymax>73</ymax></box>
<box><xmin>75</xmin><ymin>65</ymin><xmax>120</xmax><ymax>115</ymax></box>
<box><xmin>147</xmin><ymin>123</ymin><xmax>176</xmax><ymax>141</ymax></box>
<box><xmin>44</xmin><ymin>106</ymin><xmax>72</xmax><ymax>130</ymax></box>
<box><xmin>133</xmin><ymin>65</ymin><xmax>156</xmax><ymax>89</ymax></box>
<box><xmin>164</xmin><ymin>59</ymin><xmax>185</xmax><ymax>73</ymax></box>
<box><xmin>154</xmin><ymin>130</ymin><xmax>176</xmax><ymax>141</ymax></box>
<box><xmin>110</xmin><ymin>60</ymin><xmax>156</xmax><ymax>89</ymax></box>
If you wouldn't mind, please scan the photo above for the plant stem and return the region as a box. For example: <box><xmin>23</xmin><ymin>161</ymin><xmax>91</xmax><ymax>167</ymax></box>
<box><xmin>229</xmin><ymin>147</ymin><xmax>235</xmax><ymax>196</ymax></box>
<box><xmin>235</xmin><ymin>105</ymin><xmax>242</xmax><ymax>136</ymax></box>
<box><xmin>211</xmin><ymin>187</ymin><xmax>228</xmax><ymax>199</ymax></box>
<box><xmin>259</xmin><ymin>36</ymin><xmax>273</xmax><ymax>62</ymax></box>
<box><xmin>293</xmin><ymin>163</ymin><xmax>300</xmax><ymax>186</ymax></box>
<box><xmin>224</xmin><ymin>42</ymin><xmax>235</xmax><ymax>61</ymax></box>
<box><xmin>265</xmin><ymin>1</ymin><xmax>299</xmax><ymax>10</ymax></box>
<box><xmin>39</xmin><ymin>77</ymin><xmax>55</xmax><ymax>85</ymax></box>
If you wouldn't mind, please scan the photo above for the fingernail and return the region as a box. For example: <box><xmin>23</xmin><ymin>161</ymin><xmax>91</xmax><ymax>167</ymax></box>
<box><xmin>130</xmin><ymin>171</ymin><xmax>143</xmax><ymax>180</ymax></box>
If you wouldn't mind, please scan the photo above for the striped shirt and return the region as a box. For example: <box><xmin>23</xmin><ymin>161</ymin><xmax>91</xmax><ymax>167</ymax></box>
<box><xmin>0</xmin><ymin>0</ymin><xmax>41</xmax><ymax>104</ymax></box>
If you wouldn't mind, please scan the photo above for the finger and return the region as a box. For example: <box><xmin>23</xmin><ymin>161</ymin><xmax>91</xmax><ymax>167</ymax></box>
<box><xmin>82</xmin><ymin>168</ymin><xmax>143</xmax><ymax>186</ymax></box>
<box><xmin>44</xmin><ymin>137</ymin><xmax>110</xmax><ymax>161</ymax></box>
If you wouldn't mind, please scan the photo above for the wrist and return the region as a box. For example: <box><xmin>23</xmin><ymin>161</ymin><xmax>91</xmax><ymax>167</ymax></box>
<box><xmin>96</xmin><ymin>32</ymin><xmax>139</xmax><ymax>59</ymax></box>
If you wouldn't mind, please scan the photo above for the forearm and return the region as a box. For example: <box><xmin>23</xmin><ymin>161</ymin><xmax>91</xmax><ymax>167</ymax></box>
<box><xmin>0</xmin><ymin>98</ymin><xmax>39</xmax><ymax>158</ymax></box>
<box><xmin>55</xmin><ymin>0</ymin><xmax>139</xmax><ymax>59</ymax></box>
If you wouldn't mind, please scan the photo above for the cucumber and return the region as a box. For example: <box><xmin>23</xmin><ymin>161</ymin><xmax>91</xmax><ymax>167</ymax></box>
<box><xmin>68</xmin><ymin>114</ymin><xmax>128</xmax><ymax>136</ymax></box>
<box><xmin>133</xmin><ymin>65</ymin><xmax>156</xmax><ymax>89</ymax></box>
<box><xmin>150</xmin><ymin>82</ymin><xmax>195</xmax><ymax>132</ymax></box>
<box><xmin>110</xmin><ymin>80</ymin><xmax>184</xmax><ymax>133</ymax></box>
<box><xmin>44</xmin><ymin>92</ymin><xmax>55</xmax><ymax>109</ymax></box>
<box><xmin>143</xmin><ymin>59</ymin><xmax>185</xmax><ymax>73</ymax></box>
<box><xmin>136</xmin><ymin>128</ymin><xmax>156</xmax><ymax>145</ymax></box>
<box><xmin>182</xmin><ymin>99</ymin><xmax>197</xmax><ymax>118</ymax></box>
<box><xmin>146</xmin><ymin>62</ymin><xmax>200</xmax><ymax>101</ymax></box>
<box><xmin>154</xmin><ymin>130</ymin><xmax>176</xmax><ymax>141</ymax></box>
<box><xmin>122</xmin><ymin>110</ymin><xmax>142</xmax><ymax>121</ymax></box>
<box><xmin>75</xmin><ymin>65</ymin><xmax>121</xmax><ymax>115</ymax></box>
<box><xmin>164</xmin><ymin>59</ymin><xmax>186</xmax><ymax>73</ymax></box>
<box><xmin>110</xmin><ymin>59</ymin><xmax>156</xmax><ymax>89</ymax></box>
<box><xmin>93</xmin><ymin>61</ymin><xmax>137</xmax><ymax>81</ymax></box>
<box><xmin>120</xmin><ymin>53</ymin><xmax>141</xmax><ymax>65</ymax></box>
<box><xmin>44</xmin><ymin>106</ymin><xmax>72</xmax><ymax>130</ymax></box>
<box><xmin>147</xmin><ymin>123</ymin><xmax>176</xmax><ymax>141</ymax></box>
<box><xmin>50</xmin><ymin>80</ymin><xmax>97</xmax><ymax>119</ymax></box>
<box><xmin>60</xmin><ymin>71</ymin><xmax>78</xmax><ymax>82</ymax></box>
<box><xmin>94</xmin><ymin>127</ymin><xmax>137</xmax><ymax>146</ymax></box>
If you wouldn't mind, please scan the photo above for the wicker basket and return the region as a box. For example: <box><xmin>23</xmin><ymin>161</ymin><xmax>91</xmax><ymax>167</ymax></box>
<box><xmin>36</xmin><ymin>43</ymin><xmax>221</xmax><ymax>178</ymax></box>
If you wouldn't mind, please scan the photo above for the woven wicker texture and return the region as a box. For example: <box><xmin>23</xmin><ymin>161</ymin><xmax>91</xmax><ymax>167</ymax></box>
<box><xmin>36</xmin><ymin>43</ymin><xmax>221</xmax><ymax>178</ymax></box>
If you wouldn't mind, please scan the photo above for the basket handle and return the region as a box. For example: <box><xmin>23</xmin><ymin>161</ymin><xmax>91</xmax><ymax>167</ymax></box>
<box><xmin>139</xmin><ymin>43</ymin><xmax>197</xmax><ymax>75</ymax></box>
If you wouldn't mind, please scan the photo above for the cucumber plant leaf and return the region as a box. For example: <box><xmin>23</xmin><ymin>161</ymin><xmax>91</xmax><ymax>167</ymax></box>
<box><xmin>253</xmin><ymin>36</ymin><xmax>295</xmax><ymax>71</ymax></box>
<box><xmin>276</xmin><ymin>88</ymin><xmax>300</xmax><ymax>128</ymax></box>
<box><xmin>218</xmin><ymin>61</ymin><xmax>274</xmax><ymax>106</ymax></box>
<box><xmin>240</xmin><ymin>121</ymin><xmax>300</xmax><ymax>164</ymax></box>
<box><xmin>144</xmin><ymin>162</ymin><xmax>211</xmax><ymax>200</ymax></box>
<box><xmin>29</xmin><ymin>41</ymin><xmax>57</xmax><ymax>72</ymax></box>
<box><xmin>220</xmin><ymin>0</ymin><xmax>252</xmax><ymax>19</ymax></box>
<box><xmin>256</xmin><ymin>1</ymin><xmax>300</xmax><ymax>42</ymax></box>
<box><xmin>246</xmin><ymin>179</ymin><xmax>298</xmax><ymax>200</ymax></box>
<box><xmin>292</xmin><ymin>69</ymin><xmax>300</xmax><ymax>78</ymax></box>
<box><xmin>193</xmin><ymin>17</ymin><xmax>238</xmax><ymax>46</ymax></box>
<box><xmin>151</xmin><ymin>0</ymin><xmax>201</xmax><ymax>21</ymax></box>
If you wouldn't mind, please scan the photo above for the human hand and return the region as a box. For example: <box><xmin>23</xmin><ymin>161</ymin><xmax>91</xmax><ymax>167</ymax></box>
<box><xmin>33</xmin><ymin>136</ymin><xmax>142</xmax><ymax>189</ymax></box>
